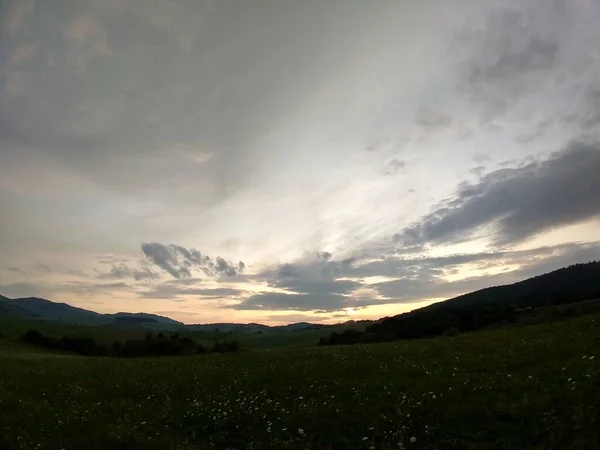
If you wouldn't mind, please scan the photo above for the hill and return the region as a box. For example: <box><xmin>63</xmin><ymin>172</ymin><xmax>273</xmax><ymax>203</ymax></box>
<box><xmin>0</xmin><ymin>296</ymin><xmax>339</xmax><ymax>336</ymax></box>
<box><xmin>0</xmin><ymin>296</ymin><xmax>183</xmax><ymax>329</ymax></box>
<box><xmin>321</xmin><ymin>261</ymin><xmax>600</xmax><ymax>345</ymax></box>
<box><xmin>186</xmin><ymin>321</ymin><xmax>330</xmax><ymax>334</ymax></box>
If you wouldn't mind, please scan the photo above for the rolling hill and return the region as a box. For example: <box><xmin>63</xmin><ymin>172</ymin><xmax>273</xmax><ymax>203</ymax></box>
<box><xmin>0</xmin><ymin>296</ymin><xmax>183</xmax><ymax>329</ymax></box>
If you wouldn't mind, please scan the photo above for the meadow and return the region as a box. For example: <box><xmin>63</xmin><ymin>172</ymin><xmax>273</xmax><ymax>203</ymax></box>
<box><xmin>1</xmin><ymin>314</ymin><xmax>599</xmax><ymax>450</ymax></box>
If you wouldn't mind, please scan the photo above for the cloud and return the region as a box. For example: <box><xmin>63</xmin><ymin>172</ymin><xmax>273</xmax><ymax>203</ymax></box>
<box><xmin>141</xmin><ymin>242</ymin><xmax>245</xmax><ymax>279</ymax></box>
<box><xmin>383</xmin><ymin>158</ymin><xmax>406</xmax><ymax>175</ymax></box>
<box><xmin>0</xmin><ymin>281</ymin><xmax>46</xmax><ymax>298</ymax></box>
<box><xmin>137</xmin><ymin>283</ymin><xmax>242</xmax><ymax>300</ymax></box>
<box><xmin>91</xmin><ymin>282</ymin><xmax>129</xmax><ymax>290</ymax></box>
<box><xmin>396</xmin><ymin>141</ymin><xmax>600</xmax><ymax>248</ymax></box>
<box><xmin>8</xmin><ymin>43</ymin><xmax>37</xmax><ymax>64</ymax></box>
<box><xmin>63</xmin><ymin>15</ymin><xmax>114</xmax><ymax>57</ymax></box>
<box><xmin>97</xmin><ymin>263</ymin><xmax>158</xmax><ymax>281</ymax></box>
<box><xmin>235</xmin><ymin>238</ymin><xmax>600</xmax><ymax>312</ymax></box>
<box><xmin>4</xmin><ymin>70</ymin><xmax>27</xmax><ymax>98</ymax></box>
<box><xmin>255</xmin><ymin>253</ymin><xmax>360</xmax><ymax>296</ymax></box>
<box><xmin>141</xmin><ymin>242</ymin><xmax>196</xmax><ymax>279</ymax></box>
<box><xmin>455</xmin><ymin>3</ymin><xmax>561</xmax><ymax>120</ymax></box>
<box><xmin>415</xmin><ymin>106</ymin><xmax>452</xmax><ymax>130</ymax></box>
<box><xmin>37</xmin><ymin>263</ymin><xmax>51</xmax><ymax>272</ymax></box>
<box><xmin>230</xmin><ymin>292</ymin><xmax>349</xmax><ymax>312</ymax></box>
<box><xmin>371</xmin><ymin>241</ymin><xmax>600</xmax><ymax>303</ymax></box>
<box><xmin>1</xmin><ymin>0</ymin><xmax>33</xmax><ymax>36</ymax></box>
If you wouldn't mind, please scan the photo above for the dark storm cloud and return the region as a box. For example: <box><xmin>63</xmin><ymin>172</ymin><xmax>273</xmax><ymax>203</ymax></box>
<box><xmin>141</xmin><ymin>242</ymin><xmax>245</xmax><ymax>279</ymax></box>
<box><xmin>395</xmin><ymin>141</ymin><xmax>600</xmax><ymax>248</ymax></box>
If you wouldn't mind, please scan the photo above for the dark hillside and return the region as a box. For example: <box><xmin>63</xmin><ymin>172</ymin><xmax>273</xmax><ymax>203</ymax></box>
<box><xmin>320</xmin><ymin>261</ymin><xmax>600</xmax><ymax>345</ymax></box>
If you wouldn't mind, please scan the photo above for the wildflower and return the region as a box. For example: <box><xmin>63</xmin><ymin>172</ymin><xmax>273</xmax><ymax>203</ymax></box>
<box><xmin>298</xmin><ymin>428</ymin><xmax>304</xmax><ymax>435</ymax></box>
<box><xmin>410</xmin><ymin>436</ymin><xmax>416</xmax><ymax>443</ymax></box>
<box><xmin>363</xmin><ymin>437</ymin><xmax>369</xmax><ymax>441</ymax></box>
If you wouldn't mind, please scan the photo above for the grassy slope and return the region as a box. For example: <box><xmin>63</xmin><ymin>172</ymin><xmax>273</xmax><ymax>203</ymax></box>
<box><xmin>0</xmin><ymin>313</ymin><xmax>149</xmax><ymax>344</ymax></box>
<box><xmin>1</xmin><ymin>314</ymin><xmax>599</xmax><ymax>450</ymax></box>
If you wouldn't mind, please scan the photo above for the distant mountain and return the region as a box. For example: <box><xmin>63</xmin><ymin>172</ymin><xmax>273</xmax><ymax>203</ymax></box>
<box><xmin>3</xmin><ymin>297</ymin><xmax>105</xmax><ymax>323</ymax></box>
<box><xmin>185</xmin><ymin>322</ymin><xmax>327</xmax><ymax>333</ymax></box>
<box><xmin>0</xmin><ymin>296</ymin><xmax>332</xmax><ymax>332</ymax></box>
<box><xmin>0</xmin><ymin>296</ymin><xmax>184</xmax><ymax>329</ymax></box>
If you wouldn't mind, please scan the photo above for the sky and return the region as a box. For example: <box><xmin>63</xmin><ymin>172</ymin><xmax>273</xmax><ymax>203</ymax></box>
<box><xmin>0</xmin><ymin>0</ymin><xmax>599</xmax><ymax>325</ymax></box>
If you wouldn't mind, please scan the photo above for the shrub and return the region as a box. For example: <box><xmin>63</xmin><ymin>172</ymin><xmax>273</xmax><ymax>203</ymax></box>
<box><xmin>212</xmin><ymin>340</ymin><xmax>241</xmax><ymax>353</ymax></box>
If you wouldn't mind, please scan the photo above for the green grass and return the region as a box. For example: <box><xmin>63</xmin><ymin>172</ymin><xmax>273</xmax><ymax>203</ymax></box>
<box><xmin>1</xmin><ymin>315</ymin><xmax>599</xmax><ymax>449</ymax></box>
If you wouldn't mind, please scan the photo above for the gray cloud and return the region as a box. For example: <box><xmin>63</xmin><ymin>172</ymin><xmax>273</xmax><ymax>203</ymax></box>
<box><xmin>91</xmin><ymin>282</ymin><xmax>129</xmax><ymax>290</ymax></box>
<box><xmin>0</xmin><ymin>281</ymin><xmax>47</xmax><ymax>298</ymax></box>
<box><xmin>138</xmin><ymin>284</ymin><xmax>242</xmax><ymax>300</ymax></box>
<box><xmin>233</xmin><ymin>240</ymin><xmax>599</xmax><ymax>312</ymax></box>
<box><xmin>415</xmin><ymin>106</ymin><xmax>452</xmax><ymax>130</ymax></box>
<box><xmin>383</xmin><ymin>158</ymin><xmax>406</xmax><ymax>175</ymax></box>
<box><xmin>140</xmin><ymin>242</ymin><xmax>244</xmax><ymax>279</ymax></box>
<box><xmin>455</xmin><ymin>3</ymin><xmax>561</xmax><ymax>121</ymax></box>
<box><xmin>255</xmin><ymin>253</ymin><xmax>360</xmax><ymax>297</ymax></box>
<box><xmin>396</xmin><ymin>141</ymin><xmax>600</xmax><ymax>248</ymax></box>
<box><xmin>97</xmin><ymin>263</ymin><xmax>158</xmax><ymax>281</ymax></box>
<box><xmin>371</xmin><ymin>241</ymin><xmax>600</xmax><ymax>303</ymax></box>
<box><xmin>230</xmin><ymin>292</ymin><xmax>349</xmax><ymax>312</ymax></box>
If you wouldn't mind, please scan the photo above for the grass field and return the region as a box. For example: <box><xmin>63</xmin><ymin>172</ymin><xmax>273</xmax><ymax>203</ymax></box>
<box><xmin>1</xmin><ymin>315</ymin><xmax>599</xmax><ymax>450</ymax></box>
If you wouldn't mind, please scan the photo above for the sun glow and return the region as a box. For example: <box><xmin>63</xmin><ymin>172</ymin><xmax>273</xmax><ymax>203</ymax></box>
<box><xmin>344</xmin><ymin>307</ymin><xmax>357</xmax><ymax>316</ymax></box>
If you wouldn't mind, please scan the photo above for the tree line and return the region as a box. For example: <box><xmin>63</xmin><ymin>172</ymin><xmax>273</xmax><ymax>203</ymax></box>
<box><xmin>21</xmin><ymin>329</ymin><xmax>241</xmax><ymax>357</ymax></box>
